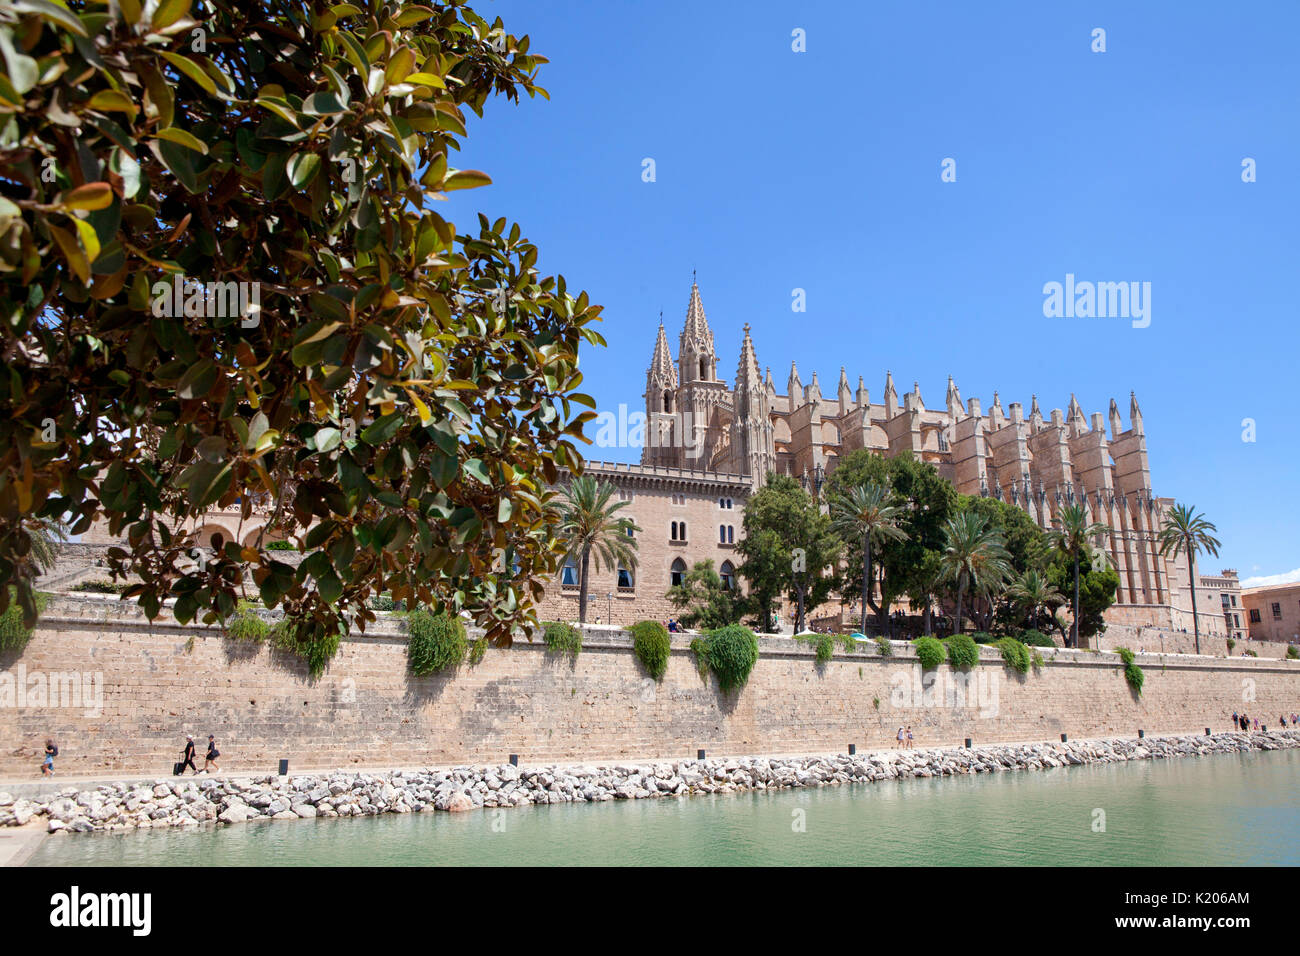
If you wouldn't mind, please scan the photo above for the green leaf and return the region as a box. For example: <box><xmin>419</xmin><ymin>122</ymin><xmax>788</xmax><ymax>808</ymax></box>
<box><xmin>151</xmin><ymin>0</ymin><xmax>192</xmax><ymax>31</ymax></box>
<box><xmin>287</xmin><ymin>151</ymin><xmax>321</xmax><ymax>189</ymax></box>
<box><xmin>154</xmin><ymin>127</ymin><xmax>209</xmax><ymax>154</ymax></box>
<box><xmin>360</xmin><ymin>412</ymin><xmax>402</xmax><ymax>445</ymax></box>
<box><xmin>176</xmin><ymin>359</ymin><xmax>217</xmax><ymax>399</ymax></box>
<box><xmin>443</xmin><ymin>169</ymin><xmax>492</xmax><ymax>191</ymax></box>
<box><xmin>159</xmin><ymin>51</ymin><xmax>217</xmax><ymax>95</ymax></box>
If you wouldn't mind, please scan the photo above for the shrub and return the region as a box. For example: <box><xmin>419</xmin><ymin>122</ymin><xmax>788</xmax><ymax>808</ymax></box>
<box><xmin>874</xmin><ymin>635</ymin><xmax>893</xmax><ymax>657</ymax></box>
<box><xmin>1031</xmin><ymin>650</ymin><xmax>1045</xmax><ymax>670</ymax></box>
<box><xmin>406</xmin><ymin>610</ymin><xmax>468</xmax><ymax>675</ymax></box>
<box><xmin>542</xmin><ymin>621</ymin><xmax>582</xmax><ymax>657</ymax></box>
<box><xmin>69</xmin><ymin>579</ymin><xmax>130</xmax><ymax>594</ymax></box>
<box><xmin>1019</xmin><ymin>629</ymin><xmax>1056</xmax><ymax>648</ymax></box>
<box><xmin>815</xmin><ymin>633</ymin><xmax>834</xmax><ymax>664</ymax></box>
<box><xmin>1287</xmin><ymin>645</ymin><xmax>1298</xmax><ymax>660</ymax></box>
<box><xmin>1243</xmin><ymin>649</ymin><xmax>1257</xmax><ymax>658</ymax></box>
<box><xmin>837</xmin><ymin>633</ymin><xmax>858</xmax><ymax>652</ymax></box>
<box><xmin>369</xmin><ymin>593</ymin><xmax>407</xmax><ymax>612</ymax></box>
<box><xmin>914</xmin><ymin>636</ymin><xmax>946</xmax><ymax>669</ymax></box>
<box><xmin>945</xmin><ymin>633</ymin><xmax>980</xmax><ymax>669</ymax></box>
<box><xmin>271</xmin><ymin>617</ymin><xmax>341</xmax><ymax>679</ymax></box>
<box><xmin>224</xmin><ymin>601</ymin><xmax>270</xmax><ymax>643</ymax></box>
<box><xmin>689</xmin><ymin>637</ymin><xmax>711</xmax><ymax>678</ymax></box>
<box><xmin>995</xmin><ymin>637</ymin><xmax>1031</xmax><ymax>674</ymax></box>
<box><xmin>0</xmin><ymin>590</ymin><xmax>48</xmax><ymax>652</ymax></box>
<box><xmin>467</xmin><ymin>638</ymin><xmax>488</xmax><ymax>666</ymax></box>
<box><xmin>694</xmin><ymin>624</ymin><xmax>760</xmax><ymax>691</ymax></box>
<box><xmin>629</xmin><ymin>620</ymin><xmax>671</xmax><ymax>680</ymax></box>
<box><xmin>970</xmin><ymin>631</ymin><xmax>996</xmax><ymax>644</ymax></box>
<box><xmin>1115</xmin><ymin>646</ymin><xmax>1144</xmax><ymax>694</ymax></box>
<box><xmin>266</xmin><ymin>540</ymin><xmax>298</xmax><ymax>551</ymax></box>
<box><xmin>1226</xmin><ymin>638</ymin><xmax>1236</xmax><ymax>653</ymax></box>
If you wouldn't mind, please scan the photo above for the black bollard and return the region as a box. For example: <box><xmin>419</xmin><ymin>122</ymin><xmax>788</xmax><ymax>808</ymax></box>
<box><xmin>1138</xmin><ymin>729</ymin><xmax>1145</xmax><ymax>739</ymax></box>
<box><xmin>848</xmin><ymin>744</ymin><xmax>856</xmax><ymax>755</ymax></box>
<box><xmin>509</xmin><ymin>754</ymin><xmax>519</xmax><ymax>767</ymax></box>
<box><xmin>964</xmin><ymin>738</ymin><xmax>972</xmax><ymax>748</ymax></box>
<box><xmin>1205</xmin><ymin>728</ymin><xmax>1211</xmax><ymax>737</ymax></box>
<box><xmin>278</xmin><ymin>759</ymin><xmax>289</xmax><ymax>775</ymax></box>
<box><xmin>1061</xmin><ymin>733</ymin><xmax>1068</xmax><ymax>742</ymax></box>
<box><xmin>697</xmin><ymin>749</ymin><xmax>706</xmax><ymax>760</ymax></box>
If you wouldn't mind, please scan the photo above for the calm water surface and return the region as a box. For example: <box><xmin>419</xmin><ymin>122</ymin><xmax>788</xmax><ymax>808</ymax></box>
<box><xmin>29</xmin><ymin>749</ymin><xmax>1300</xmax><ymax>866</ymax></box>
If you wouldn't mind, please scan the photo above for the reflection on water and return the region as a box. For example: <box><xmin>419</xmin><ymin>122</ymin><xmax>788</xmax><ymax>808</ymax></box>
<box><xmin>28</xmin><ymin>748</ymin><xmax>1300</xmax><ymax>866</ymax></box>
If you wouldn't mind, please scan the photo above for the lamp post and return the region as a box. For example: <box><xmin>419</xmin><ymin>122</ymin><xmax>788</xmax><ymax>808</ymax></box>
<box><xmin>607</xmin><ymin>591</ymin><xmax>613</xmax><ymax>626</ymax></box>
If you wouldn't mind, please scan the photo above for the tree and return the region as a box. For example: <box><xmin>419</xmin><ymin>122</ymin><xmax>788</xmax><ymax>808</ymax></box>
<box><xmin>666</xmin><ymin>559</ymin><xmax>747</xmax><ymax>630</ymax></box>
<box><xmin>825</xmin><ymin>450</ymin><xmax>955</xmax><ymax>630</ymax></box>
<box><xmin>1006</xmin><ymin>569</ymin><xmax>1065</xmax><ymax>631</ymax></box>
<box><xmin>1046</xmin><ymin>550</ymin><xmax>1118</xmax><ymax>643</ymax></box>
<box><xmin>556</xmin><ymin>476</ymin><xmax>638</xmax><ymax>624</ymax></box>
<box><xmin>0</xmin><ymin>2</ymin><xmax>603</xmax><ymax>644</ymax></box>
<box><xmin>737</xmin><ymin>474</ymin><xmax>838</xmax><ymax>634</ymax></box>
<box><xmin>1157</xmin><ymin>503</ymin><xmax>1221</xmax><ymax>655</ymax></box>
<box><xmin>829</xmin><ymin>482</ymin><xmax>907</xmax><ymax>634</ymax></box>
<box><xmin>936</xmin><ymin>511</ymin><xmax>1013</xmax><ymax>635</ymax></box>
<box><xmin>1047</xmin><ymin>505</ymin><xmax>1112</xmax><ymax>648</ymax></box>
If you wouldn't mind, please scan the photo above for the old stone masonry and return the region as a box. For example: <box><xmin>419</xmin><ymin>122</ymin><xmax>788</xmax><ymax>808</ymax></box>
<box><xmin>3</xmin><ymin>731</ymin><xmax>1298</xmax><ymax>835</ymax></box>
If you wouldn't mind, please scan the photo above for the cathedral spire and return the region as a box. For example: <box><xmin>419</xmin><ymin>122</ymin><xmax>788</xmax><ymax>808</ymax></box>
<box><xmin>1029</xmin><ymin>393</ymin><xmax>1043</xmax><ymax>429</ymax></box>
<box><xmin>678</xmin><ymin>280</ymin><xmax>716</xmax><ymax>383</ymax></box>
<box><xmin>884</xmin><ymin>370</ymin><xmax>898</xmax><ymax>417</ymax></box>
<box><xmin>682</xmin><ymin>280</ymin><xmax>710</xmax><ymax>343</ymax></box>
<box><xmin>735</xmin><ymin>323</ymin><xmax>761</xmax><ymax>392</ymax></box>
<box><xmin>649</xmin><ymin>319</ymin><xmax>676</xmax><ymax>386</ymax></box>
<box><xmin>1129</xmin><ymin>390</ymin><xmax>1144</xmax><ymax>434</ymax></box>
<box><xmin>787</xmin><ymin>361</ymin><xmax>803</xmax><ymax>402</ymax></box>
<box><xmin>1108</xmin><ymin>397</ymin><xmax>1123</xmax><ymax>438</ymax></box>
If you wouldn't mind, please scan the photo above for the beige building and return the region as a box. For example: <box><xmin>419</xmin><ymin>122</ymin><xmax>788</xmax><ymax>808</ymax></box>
<box><xmin>1242</xmin><ymin>581</ymin><xmax>1300</xmax><ymax>646</ymax></box>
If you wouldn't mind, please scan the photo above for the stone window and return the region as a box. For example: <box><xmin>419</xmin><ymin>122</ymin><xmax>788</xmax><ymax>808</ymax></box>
<box><xmin>1249</xmin><ymin>608</ymin><xmax>1261</xmax><ymax>624</ymax></box>
<box><xmin>720</xmin><ymin>560</ymin><xmax>735</xmax><ymax>590</ymax></box>
<box><xmin>1272</xmin><ymin>602</ymin><xmax>1282</xmax><ymax>620</ymax></box>
<box><xmin>617</xmin><ymin>567</ymin><xmax>634</xmax><ymax>590</ymax></box>
<box><xmin>670</xmin><ymin>558</ymin><xmax>687</xmax><ymax>588</ymax></box>
<box><xmin>561</xmin><ymin>556</ymin><xmax>578</xmax><ymax>587</ymax></box>
<box><xmin>671</xmin><ymin>521</ymin><xmax>687</xmax><ymax>542</ymax></box>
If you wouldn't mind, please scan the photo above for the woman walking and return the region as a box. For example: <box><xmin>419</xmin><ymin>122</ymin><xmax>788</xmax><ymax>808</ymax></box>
<box><xmin>41</xmin><ymin>739</ymin><xmax>57</xmax><ymax>777</ymax></box>
<box><xmin>204</xmin><ymin>734</ymin><xmax>220</xmax><ymax>774</ymax></box>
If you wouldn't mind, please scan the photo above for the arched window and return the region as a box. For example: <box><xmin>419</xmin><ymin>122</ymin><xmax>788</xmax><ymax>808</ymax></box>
<box><xmin>670</xmin><ymin>521</ymin><xmax>678</xmax><ymax>541</ymax></box>
<box><xmin>663</xmin><ymin>390</ymin><xmax>673</xmax><ymax>413</ymax></box>
<box><xmin>719</xmin><ymin>524</ymin><xmax>726</xmax><ymax>544</ymax></box>
<box><xmin>699</xmin><ymin>357</ymin><xmax>707</xmax><ymax>380</ymax></box>
<box><xmin>727</xmin><ymin>525</ymin><xmax>735</xmax><ymax>544</ymax></box>
<box><xmin>617</xmin><ymin>567</ymin><xmax>634</xmax><ymax>589</ymax></box>
<box><xmin>561</xmin><ymin>555</ymin><xmax>578</xmax><ymax>586</ymax></box>
<box><xmin>720</xmin><ymin>561</ymin><xmax>735</xmax><ymax>590</ymax></box>
<box><xmin>670</xmin><ymin>558</ymin><xmax>687</xmax><ymax>588</ymax></box>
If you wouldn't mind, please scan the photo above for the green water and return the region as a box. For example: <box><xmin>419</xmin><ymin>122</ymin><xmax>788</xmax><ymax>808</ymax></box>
<box><xmin>28</xmin><ymin>749</ymin><xmax>1300</xmax><ymax>866</ymax></box>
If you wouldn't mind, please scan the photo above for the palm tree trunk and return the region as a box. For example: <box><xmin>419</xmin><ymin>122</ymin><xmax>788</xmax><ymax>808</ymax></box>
<box><xmin>923</xmin><ymin>599</ymin><xmax>932</xmax><ymax>635</ymax></box>
<box><xmin>796</xmin><ymin>580</ymin><xmax>806</xmax><ymax>634</ymax></box>
<box><xmin>1072</xmin><ymin>553</ymin><xmax>1081</xmax><ymax>649</ymax></box>
<box><xmin>1188</xmin><ymin>553</ymin><xmax>1200</xmax><ymax>654</ymax></box>
<box><xmin>955</xmin><ymin>581</ymin><xmax>965</xmax><ymax>635</ymax></box>
<box><xmin>860</xmin><ymin>534</ymin><xmax>870</xmax><ymax>634</ymax></box>
<box><xmin>578</xmin><ymin>547</ymin><xmax>591</xmax><ymax>624</ymax></box>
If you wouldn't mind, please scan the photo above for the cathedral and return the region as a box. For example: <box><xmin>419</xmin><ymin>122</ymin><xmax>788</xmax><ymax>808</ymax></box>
<box><xmin>638</xmin><ymin>280</ymin><xmax>1224</xmax><ymax>632</ymax></box>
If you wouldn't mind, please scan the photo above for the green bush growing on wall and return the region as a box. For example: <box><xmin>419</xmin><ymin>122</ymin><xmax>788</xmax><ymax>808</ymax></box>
<box><xmin>692</xmin><ymin>625</ymin><xmax>760</xmax><ymax>691</ymax></box>
<box><xmin>542</xmin><ymin>621</ymin><xmax>582</xmax><ymax>657</ymax></box>
<box><xmin>945</xmin><ymin>633</ymin><xmax>980</xmax><ymax>670</ymax></box>
<box><xmin>629</xmin><ymin>620</ymin><xmax>671</xmax><ymax>681</ymax></box>
<box><xmin>0</xmin><ymin>589</ymin><xmax>48</xmax><ymax>652</ymax></box>
<box><xmin>873</xmin><ymin>636</ymin><xmax>892</xmax><ymax>657</ymax></box>
<box><xmin>468</xmin><ymin>637</ymin><xmax>488</xmax><ymax>666</ymax></box>
<box><xmin>1115</xmin><ymin>646</ymin><xmax>1144</xmax><ymax>694</ymax></box>
<box><xmin>836</xmin><ymin>633</ymin><xmax>858</xmax><ymax>653</ymax></box>
<box><xmin>1243</xmin><ymin>649</ymin><xmax>1257</xmax><ymax>658</ymax></box>
<box><xmin>914</xmin><ymin>636</ymin><xmax>946</xmax><ymax>670</ymax></box>
<box><xmin>406</xmin><ymin>609</ymin><xmax>468</xmax><ymax>675</ymax></box>
<box><xmin>266</xmin><ymin>540</ymin><xmax>298</xmax><ymax>551</ymax></box>
<box><xmin>995</xmin><ymin>637</ymin><xmax>1031</xmax><ymax>674</ymax></box>
<box><xmin>1287</xmin><ymin>645</ymin><xmax>1298</xmax><ymax>660</ymax></box>
<box><xmin>1019</xmin><ymin>629</ymin><xmax>1056</xmax><ymax>648</ymax></box>
<box><xmin>1225</xmin><ymin>638</ymin><xmax>1236</xmax><ymax>653</ymax></box>
<box><xmin>815</xmin><ymin>633</ymin><xmax>834</xmax><ymax>664</ymax></box>
<box><xmin>224</xmin><ymin>600</ymin><xmax>270</xmax><ymax>643</ymax></box>
<box><xmin>271</xmin><ymin>616</ymin><xmax>341</xmax><ymax>679</ymax></box>
<box><xmin>970</xmin><ymin>631</ymin><xmax>996</xmax><ymax>644</ymax></box>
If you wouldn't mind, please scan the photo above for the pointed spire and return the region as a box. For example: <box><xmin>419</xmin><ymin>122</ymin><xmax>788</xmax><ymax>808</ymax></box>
<box><xmin>1129</xmin><ymin>390</ymin><xmax>1144</xmax><ymax>434</ymax></box>
<box><xmin>1108</xmin><ymin>398</ymin><xmax>1123</xmax><ymax>438</ymax></box>
<box><xmin>884</xmin><ymin>370</ymin><xmax>898</xmax><ymax>417</ymax></box>
<box><xmin>682</xmin><ymin>280</ymin><xmax>710</xmax><ymax>342</ymax></box>
<box><xmin>787</xmin><ymin>361</ymin><xmax>803</xmax><ymax>402</ymax></box>
<box><xmin>946</xmin><ymin>376</ymin><xmax>963</xmax><ymax>419</ymax></box>
<box><xmin>856</xmin><ymin>375</ymin><xmax>868</xmax><ymax>408</ymax></box>
<box><xmin>649</xmin><ymin>319</ymin><xmax>676</xmax><ymax>385</ymax></box>
<box><xmin>765</xmin><ymin>366</ymin><xmax>774</xmax><ymax>393</ymax></box>
<box><xmin>1067</xmin><ymin>393</ymin><xmax>1086</xmax><ymax>436</ymax></box>
<box><xmin>735</xmin><ymin>323</ymin><xmax>761</xmax><ymax>391</ymax></box>
<box><xmin>808</xmin><ymin>370</ymin><xmax>822</xmax><ymax>403</ymax></box>
<box><xmin>838</xmin><ymin>367</ymin><xmax>851</xmax><ymax>397</ymax></box>
<box><xmin>1029</xmin><ymin>393</ymin><xmax>1043</xmax><ymax>428</ymax></box>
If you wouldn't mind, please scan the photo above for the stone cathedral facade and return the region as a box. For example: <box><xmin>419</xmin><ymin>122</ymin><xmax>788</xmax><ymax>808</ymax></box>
<box><xmin>635</xmin><ymin>281</ymin><xmax>1228</xmax><ymax>633</ymax></box>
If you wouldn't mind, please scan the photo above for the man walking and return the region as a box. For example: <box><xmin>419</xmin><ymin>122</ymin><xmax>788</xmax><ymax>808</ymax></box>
<box><xmin>180</xmin><ymin>734</ymin><xmax>198</xmax><ymax>775</ymax></box>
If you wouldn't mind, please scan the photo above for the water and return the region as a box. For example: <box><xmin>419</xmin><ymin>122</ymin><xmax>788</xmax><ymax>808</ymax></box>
<box><xmin>28</xmin><ymin>749</ymin><xmax>1300</xmax><ymax>866</ymax></box>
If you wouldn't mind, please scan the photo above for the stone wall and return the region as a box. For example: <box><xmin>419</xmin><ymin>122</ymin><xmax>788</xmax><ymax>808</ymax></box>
<box><xmin>2</xmin><ymin>596</ymin><xmax>1299</xmax><ymax>777</ymax></box>
<box><xmin>1097</xmin><ymin>622</ymin><xmax>1295</xmax><ymax>660</ymax></box>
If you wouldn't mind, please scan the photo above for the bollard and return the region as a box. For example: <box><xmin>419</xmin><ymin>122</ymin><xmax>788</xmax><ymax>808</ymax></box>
<box><xmin>1138</xmin><ymin>729</ymin><xmax>1145</xmax><ymax>739</ymax></box>
<box><xmin>278</xmin><ymin>759</ymin><xmax>289</xmax><ymax>776</ymax></box>
<box><xmin>1205</xmin><ymin>728</ymin><xmax>1211</xmax><ymax>737</ymax></box>
<box><xmin>509</xmin><ymin>754</ymin><xmax>519</xmax><ymax>767</ymax></box>
<box><xmin>964</xmin><ymin>738</ymin><xmax>972</xmax><ymax>748</ymax></box>
<box><xmin>848</xmin><ymin>744</ymin><xmax>856</xmax><ymax>755</ymax></box>
<box><xmin>1061</xmin><ymin>733</ymin><xmax>1068</xmax><ymax>743</ymax></box>
<box><xmin>697</xmin><ymin>749</ymin><xmax>706</xmax><ymax>761</ymax></box>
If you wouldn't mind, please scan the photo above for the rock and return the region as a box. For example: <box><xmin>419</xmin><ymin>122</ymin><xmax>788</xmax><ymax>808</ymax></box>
<box><xmin>446</xmin><ymin>791</ymin><xmax>474</xmax><ymax>813</ymax></box>
<box><xmin>218</xmin><ymin>804</ymin><xmax>250</xmax><ymax>824</ymax></box>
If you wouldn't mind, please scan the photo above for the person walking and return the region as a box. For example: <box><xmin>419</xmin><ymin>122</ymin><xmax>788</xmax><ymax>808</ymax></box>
<box><xmin>180</xmin><ymin>734</ymin><xmax>198</xmax><ymax>775</ymax></box>
<box><xmin>896</xmin><ymin>727</ymin><xmax>905</xmax><ymax>749</ymax></box>
<box><xmin>204</xmin><ymin>734</ymin><xmax>221</xmax><ymax>774</ymax></box>
<box><xmin>906</xmin><ymin>726</ymin><xmax>914</xmax><ymax>749</ymax></box>
<box><xmin>41</xmin><ymin>739</ymin><xmax>57</xmax><ymax>777</ymax></box>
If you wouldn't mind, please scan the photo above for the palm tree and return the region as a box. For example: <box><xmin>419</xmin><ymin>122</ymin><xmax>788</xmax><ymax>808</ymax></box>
<box><xmin>829</xmin><ymin>482</ymin><xmax>908</xmax><ymax>634</ymax></box>
<box><xmin>29</xmin><ymin>519</ymin><xmax>67</xmax><ymax>574</ymax></box>
<box><xmin>936</xmin><ymin>511</ymin><xmax>1013</xmax><ymax>635</ymax></box>
<box><xmin>1157</xmin><ymin>503</ymin><xmax>1221</xmax><ymax>655</ymax></box>
<box><xmin>556</xmin><ymin>476</ymin><xmax>640</xmax><ymax>624</ymax></box>
<box><xmin>1006</xmin><ymin>569</ymin><xmax>1065</xmax><ymax>632</ymax></box>
<box><xmin>1047</xmin><ymin>504</ymin><xmax>1111</xmax><ymax>649</ymax></box>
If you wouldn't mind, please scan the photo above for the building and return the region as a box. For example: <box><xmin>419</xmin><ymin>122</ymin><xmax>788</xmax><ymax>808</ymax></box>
<box><xmin>639</xmin><ymin>280</ymin><xmax>1230</xmax><ymax>634</ymax></box>
<box><xmin>1242</xmin><ymin>581</ymin><xmax>1300</xmax><ymax>646</ymax></box>
<box><xmin>1202</xmin><ymin>569</ymin><xmax>1245</xmax><ymax>643</ymax></box>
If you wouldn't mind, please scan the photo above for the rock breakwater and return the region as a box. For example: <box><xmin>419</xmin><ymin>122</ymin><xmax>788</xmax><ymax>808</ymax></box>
<box><xmin>3</xmin><ymin>731</ymin><xmax>1297</xmax><ymax>836</ymax></box>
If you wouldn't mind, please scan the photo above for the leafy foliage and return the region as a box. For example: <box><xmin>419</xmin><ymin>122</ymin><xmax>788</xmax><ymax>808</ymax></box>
<box><xmin>829</xmin><ymin>480</ymin><xmax>907</xmax><ymax>634</ymax></box>
<box><xmin>692</xmin><ymin>624</ymin><xmax>759</xmax><ymax>692</ymax></box>
<box><xmin>873</xmin><ymin>635</ymin><xmax>892</xmax><ymax>657</ymax></box>
<box><xmin>0</xmin><ymin>587</ymin><xmax>46</xmax><ymax>650</ymax></box>
<box><xmin>0</xmin><ymin>1</ymin><xmax>602</xmax><ymax>644</ymax></box>
<box><xmin>944</xmin><ymin>633</ymin><xmax>980</xmax><ymax>669</ymax></box>
<box><xmin>995</xmin><ymin>637</ymin><xmax>1031</xmax><ymax>674</ymax></box>
<box><xmin>1047</xmin><ymin>505</ymin><xmax>1113</xmax><ymax>648</ymax></box>
<box><xmin>1115</xmin><ymin>646</ymin><xmax>1144</xmax><ymax>694</ymax></box>
<box><xmin>1045</xmin><ymin>552</ymin><xmax>1117</xmax><ymax>644</ymax></box>
<box><xmin>629</xmin><ymin>619</ymin><xmax>670</xmax><ymax>680</ymax></box>
<box><xmin>271</xmin><ymin>614</ymin><xmax>341</xmax><ymax>678</ymax></box>
<box><xmin>1287</xmin><ymin>645</ymin><xmax>1298</xmax><ymax>660</ymax></box>
<box><xmin>913</xmin><ymin>635</ymin><xmax>945</xmax><ymax>670</ymax></box>
<box><xmin>1156</xmin><ymin>503</ymin><xmax>1221</xmax><ymax>653</ymax></box>
<box><xmin>937</xmin><ymin>511</ymin><xmax>1013</xmax><ymax>634</ymax></box>
<box><xmin>541</xmin><ymin>620</ymin><xmax>581</xmax><ymax>657</ymax></box>
<box><xmin>406</xmin><ymin>608</ymin><xmax>467</xmax><ymax>674</ymax></box>
<box><xmin>223</xmin><ymin>599</ymin><xmax>269</xmax><ymax>642</ymax></box>
<box><xmin>666</xmin><ymin>559</ymin><xmax>746</xmax><ymax>630</ymax></box>
<box><xmin>1018</xmin><ymin>629</ymin><xmax>1056</xmax><ymax>648</ymax></box>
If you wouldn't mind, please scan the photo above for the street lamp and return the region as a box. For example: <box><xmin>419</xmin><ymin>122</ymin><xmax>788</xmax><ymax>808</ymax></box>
<box><xmin>607</xmin><ymin>591</ymin><xmax>613</xmax><ymax>626</ymax></box>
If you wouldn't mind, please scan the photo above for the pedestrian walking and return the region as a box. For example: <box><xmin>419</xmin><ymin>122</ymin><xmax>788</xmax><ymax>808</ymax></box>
<box><xmin>41</xmin><ymin>739</ymin><xmax>57</xmax><ymax>777</ymax></box>
<box><xmin>204</xmin><ymin>734</ymin><xmax>220</xmax><ymax>773</ymax></box>
<box><xmin>180</xmin><ymin>734</ymin><xmax>198</xmax><ymax>775</ymax></box>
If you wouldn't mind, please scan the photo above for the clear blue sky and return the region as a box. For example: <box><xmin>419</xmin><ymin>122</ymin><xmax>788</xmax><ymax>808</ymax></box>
<box><xmin>447</xmin><ymin>1</ymin><xmax>1299</xmax><ymax>584</ymax></box>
